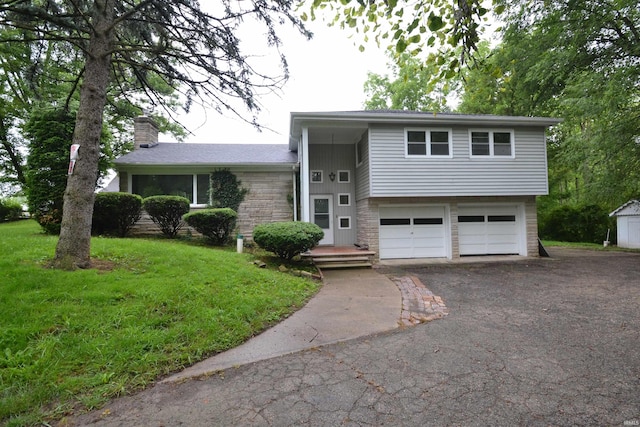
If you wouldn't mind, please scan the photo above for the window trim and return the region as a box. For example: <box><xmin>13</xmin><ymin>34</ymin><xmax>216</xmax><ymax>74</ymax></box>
<box><xmin>310</xmin><ymin>170</ymin><xmax>323</xmax><ymax>183</ymax></box>
<box><xmin>468</xmin><ymin>129</ymin><xmax>515</xmax><ymax>158</ymax></box>
<box><xmin>130</xmin><ymin>173</ymin><xmax>209</xmax><ymax>207</ymax></box>
<box><xmin>338</xmin><ymin>193</ymin><xmax>351</xmax><ymax>206</ymax></box>
<box><xmin>337</xmin><ymin>170</ymin><xmax>350</xmax><ymax>183</ymax></box>
<box><xmin>404</xmin><ymin>128</ymin><xmax>453</xmax><ymax>158</ymax></box>
<box><xmin>338</xmin><ymin>216</ymin><xmax>351</xmax><ymax>230</ymax></box>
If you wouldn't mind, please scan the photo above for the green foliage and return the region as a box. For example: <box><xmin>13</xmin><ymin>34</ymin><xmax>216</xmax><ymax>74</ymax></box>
<box><xmin>142</xmin><ymin>195</ymin><xmax>191</xmax><ymax>238</ymax></box>
<box><xmin>183</xmin><ymin>208</ymin><xmax>238</xmax><ymax>245</ymax></box>
<box><xmin>457</xmin><ymin>0</ymin><xmax>639</xmax><ymax>213</ymax></box>
<box><xmin>363</xmin><ymin>53</ymin><xmax>458</xmax><ymax>111</ymax></box>
<box><xmin>253</xmin><ymin>221</ymin><xmax>324</xmax><ymax>261</ymax></box>
<box><xmin>23</xmin><ymin>109</ymin><xmax>75</xmax><ymax>235</ymax></box>
<box><xmin>209</xmin><ymin>169</ymin><xmax>248</xmax><ymax>212</ymax></box>
<box><xmin>0</xmin><ymin>220</ymin><xmax>319</xmax><ymax>425</ymax></box>
<box><xmin>92</xmin><ymin>192</ymin><xmax>142</xmax><ymax>237</ymax></box>
<box><xmin>0</xmin><ymin>198</ymin><xmax>23</xmax><ymax>221</ymax></box>
<box><xmin>538</xmin><ymin>204</ymin><xmax>615</xmax><ymax>244</ymax></box>
<box><xmin>305</xmin><ymin>0</ymin><xmax>487</xmax><ymax>80</ymax></box>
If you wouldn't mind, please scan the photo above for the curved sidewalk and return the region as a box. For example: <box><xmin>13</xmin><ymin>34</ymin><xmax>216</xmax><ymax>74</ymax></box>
<box><xmin>163</xmin><ymin>269</ymin><xmax>402</xmax><ymax>383</ymax></box>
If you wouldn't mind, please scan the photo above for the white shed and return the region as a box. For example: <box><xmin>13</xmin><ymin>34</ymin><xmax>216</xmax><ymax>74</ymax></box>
<box><xmin>609</xmin><ymin>200</ymin><xmax>640</xmax><ymax>249</ymax></box>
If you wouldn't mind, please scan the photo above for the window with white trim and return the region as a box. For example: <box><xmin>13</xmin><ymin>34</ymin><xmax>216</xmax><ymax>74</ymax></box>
<box><xmin>310</xmin><ymin>170</ymin><xmax>323</xmax><ymax>183</ymax></box>
<box><xmin>338</xmin><ymin>193</ymin><xmax>351</xmax><ymax>206</ymax></box>
<box><xmin>338</xmin><ymin>216</ymin><xmax>351</xmax><ymax>229</ymax></box>
<box><xmin>337</xmin><ymin>170</ymin><xmax>350</xmax><ymax>183</ymax></box>
<box><xmin>405</xmin><ymin>128</ymin><xmax>452</xmax><ymax>157</ymax></box>
<box><xmin>132</xmin><ymin>174</ymin><xmax>209</xmax><ymax>205</ymax></box>
<box><xmin>470</xmin><ymin>130</ymin><xmax>514</xmax><ymax>157</ymax></box>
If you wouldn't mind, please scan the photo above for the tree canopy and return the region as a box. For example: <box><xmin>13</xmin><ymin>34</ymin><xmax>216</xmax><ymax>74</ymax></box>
<box><xmin>0</xmin><ymin>0</ymin><xmax>311</xmax><ymax>268</ymax></box>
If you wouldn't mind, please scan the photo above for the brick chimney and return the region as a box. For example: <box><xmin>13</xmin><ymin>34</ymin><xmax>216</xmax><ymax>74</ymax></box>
<box><xmin>133</xmin><ymin>116</ymin><xmax>159</xmax><ymax>149</ymax></box>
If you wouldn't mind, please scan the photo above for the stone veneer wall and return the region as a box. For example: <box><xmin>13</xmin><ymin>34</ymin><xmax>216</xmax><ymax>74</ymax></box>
<box><xmin>357</xmin><ymin>195</ymin><xmax>539</xmax><ymax>261</ymax></box>
<box><xmin>234</xmin><ymin>171</ymin><xmax>294</xmax><ymax>241</ymax></box>
<box><xmin>125</xmin><ymin>170</ymin><xmax>294</xmax><ymax>240</ymax></box>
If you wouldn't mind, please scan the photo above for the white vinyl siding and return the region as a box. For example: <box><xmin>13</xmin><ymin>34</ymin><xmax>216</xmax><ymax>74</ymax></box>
<box><xmin>369</xmin><ymin>125</ymin><xmax>548</xmax><ymax>197</ymax></box>
<box><xmin>308</xmin><ymin>143</ymin><xmax>357</xmax><ymax>246</ymax></box>
<box><xmin>355</xmin><ymin>132</ymin><xmax>371</xmax><ymax>201</ymax></box>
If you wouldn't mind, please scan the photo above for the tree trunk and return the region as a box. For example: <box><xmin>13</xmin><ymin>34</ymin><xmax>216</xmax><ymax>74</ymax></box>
<box><xmin>53</xmin><ymin>1</ymin><xmax>115</xmax><ymax>269</ymax></box>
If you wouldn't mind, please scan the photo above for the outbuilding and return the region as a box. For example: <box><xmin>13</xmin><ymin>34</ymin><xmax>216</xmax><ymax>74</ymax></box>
<box><xmin>609</xmin><ymin>200</ymin><xmax>640</xmax><ymax>249</ymax></box>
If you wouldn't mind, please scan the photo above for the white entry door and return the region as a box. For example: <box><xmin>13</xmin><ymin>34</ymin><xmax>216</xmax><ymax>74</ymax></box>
<box><xmin>311</xmin><ymin>195</ymin><xmax>333</xmax><ymax>245</ymax></box>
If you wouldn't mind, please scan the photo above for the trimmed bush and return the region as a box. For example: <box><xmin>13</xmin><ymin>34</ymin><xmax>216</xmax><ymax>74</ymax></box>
<box><xmin>183</xmin><ymin>208</ymin><xmax>237</xmax><ymax>245</ymax></box>
<box><xmin>142</xmin><ymin>195</ymin><xmax>191</xmax><ymax>238</ymax></box>
<box><xmin>253</xmin><ymin>221</ymin><xmax>324</xmax><ymax>260</ymax></box>
<box><xmin>0</xmin><ymin>198</ymin><xmax>24</xmax><ymax>221</ymax></box>
<box><xmin>92</xmin><ymin>192</ymin><xmax>142</xmax><ymax>237</ymax></box>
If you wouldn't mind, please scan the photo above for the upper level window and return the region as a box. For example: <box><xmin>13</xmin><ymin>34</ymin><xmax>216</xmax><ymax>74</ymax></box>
<box><xmin>470</xmin><ymin>130</ymin><xmax>514</xmax><ymax>157</ymax></box>
<box><xmin>406</xmin><ymin>128</ymin><xmax>451</xmax><ymax>157</ymax></box>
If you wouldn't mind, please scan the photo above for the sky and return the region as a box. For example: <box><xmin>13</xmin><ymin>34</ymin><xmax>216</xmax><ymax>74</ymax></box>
<box><xmin>162</xmin><ymin>17</ymin><xmax>390</xmax><ymax>145</ymax></box>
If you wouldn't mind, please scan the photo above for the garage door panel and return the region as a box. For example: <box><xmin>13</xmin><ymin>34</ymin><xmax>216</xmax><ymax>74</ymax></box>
<box><xmin>459</xmin><ymin>206</ymin><xmax>521</xmax><ymax>255</ymax></box>
<box><xmin>379</xmin><ymin>207</ymin><xmax>447</xmax><ymax>259</ymax></box>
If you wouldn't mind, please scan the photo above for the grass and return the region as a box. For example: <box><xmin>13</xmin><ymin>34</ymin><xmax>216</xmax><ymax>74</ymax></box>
<box><xmin>542</xmin><ymin>239</ymin><xmax>640</xmax><ymax>252</ymax></box>
<box><xmin>0</xmin><ymin>220</ymin><xmax>320</xmax><ymax>426</ymax></box>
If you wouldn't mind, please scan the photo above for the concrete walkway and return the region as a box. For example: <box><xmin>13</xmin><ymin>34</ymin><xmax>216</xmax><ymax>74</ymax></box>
<box><xmin>163</xmin><ymin>268</ymin><xmax>402</xmax><ymax>383</ymax></box>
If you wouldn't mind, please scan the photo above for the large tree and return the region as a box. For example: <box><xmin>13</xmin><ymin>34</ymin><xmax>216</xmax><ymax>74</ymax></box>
<box><xmin>0</xmin><ymin>0</ymin><xmax>310</xmax><ymax>268</ymax></box>
<box><xmin>458</xmin><ymin>0</ymin><xmax>639</xmax><ymax>208</ymax></box>
<box><xmin>363</xmin><ymin>52</ymin><xmax>457</xmax><ymax>111</ymax></box>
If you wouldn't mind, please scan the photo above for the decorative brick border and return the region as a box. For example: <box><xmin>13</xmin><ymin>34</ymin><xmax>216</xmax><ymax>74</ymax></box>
<box><xmin>391</xmin><ymin>275</ymin><xmax>449</xmax><ymax>327</ymax></box>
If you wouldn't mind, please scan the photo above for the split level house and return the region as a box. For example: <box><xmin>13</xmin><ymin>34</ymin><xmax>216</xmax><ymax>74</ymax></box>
<box><xmin>113</xmin><ymin>111</ymin><xmax>561</xmax><ymax>262</ymax></box>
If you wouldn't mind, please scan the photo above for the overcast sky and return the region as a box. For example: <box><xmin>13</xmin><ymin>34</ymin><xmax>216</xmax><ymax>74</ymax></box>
<box><xmin>163</xmin><ymin>17</ymin><xmax>390</xmax><ymax>145</ymax></box>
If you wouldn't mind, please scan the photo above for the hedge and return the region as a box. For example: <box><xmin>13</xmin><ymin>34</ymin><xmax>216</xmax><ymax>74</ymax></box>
<box><xmin>92</xmin><ymin>192</ymin><xmax>142</xmax><ymax>237</ymax></box>
<box><xmin>253</xmin><ymin>221</ymin><xmax>324</xmax><ymax>260</ymax></box>
<box><xmin>142</xmin><ymin>195</ymin><xmax>191</xmax><ymax>238</ymax></box>
<box><xmin>183</xmin><ymin>208</ymin><xmax>237</xmax><ymax>245</ymax></box>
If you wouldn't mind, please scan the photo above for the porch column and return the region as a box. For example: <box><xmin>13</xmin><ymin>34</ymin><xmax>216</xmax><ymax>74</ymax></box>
<box><xmin>300</xmin><ymin>127</ymin><xmax>310</xmax><ymax>222</ymax></box>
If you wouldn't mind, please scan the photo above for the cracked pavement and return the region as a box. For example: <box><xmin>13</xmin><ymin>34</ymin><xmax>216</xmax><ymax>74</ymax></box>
<box><xmin>67</xmin><ymin>247</ymin><xmax>640</xmax><ymax>426</ymax></box>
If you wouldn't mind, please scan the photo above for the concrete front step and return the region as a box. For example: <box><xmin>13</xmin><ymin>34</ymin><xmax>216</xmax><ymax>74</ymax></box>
<box><xmin>315</xmin><ymin>262</ymin><xmax>373</xmax><ymax>269</ymax></box>
<box><xmin>311</xmin><ymin>256</ymin><xmax>372</xmax><ymax>263</ymax></box>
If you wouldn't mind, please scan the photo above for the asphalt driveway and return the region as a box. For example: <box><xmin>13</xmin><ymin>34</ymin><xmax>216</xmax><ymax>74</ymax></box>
<box><xmin>68</xmin><ymin>247</ymin><xmax>640</xmax><ymax>426</ymax></box>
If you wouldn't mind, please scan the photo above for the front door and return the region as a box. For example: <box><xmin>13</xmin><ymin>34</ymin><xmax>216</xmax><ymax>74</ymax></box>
<box><xmin>311</xmin><ymin>195</ymin><xmax>333</xmax><ymax>245</ymax></box>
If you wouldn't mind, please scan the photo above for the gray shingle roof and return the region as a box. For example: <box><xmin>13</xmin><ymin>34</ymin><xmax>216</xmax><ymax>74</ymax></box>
<box><xmin>114</xmin><ymin>143</ymin><xmax>297</xmax><ymax>166</ymax></box>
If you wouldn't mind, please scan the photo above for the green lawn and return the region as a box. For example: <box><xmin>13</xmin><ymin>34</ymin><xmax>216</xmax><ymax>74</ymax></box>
<box><xmin>0</xmin><ymin>220</ymin><xmax>320</xmax><ymax>426</ymax></box>
<box><xmin>542</xmin><ymin>239</ymin><xmax>640</xmax><ymax>252</ymax></box>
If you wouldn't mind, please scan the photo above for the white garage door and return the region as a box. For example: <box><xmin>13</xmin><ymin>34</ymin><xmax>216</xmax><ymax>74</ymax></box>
<box><xmin>379</xmin><ymin>206</ymin><xmax>447</xmax><ymax>259</ymax></box>
<box><xmin>458</xmin><ymin>205</ymin><xmax>522</xmax><ymax>255</ymax></box>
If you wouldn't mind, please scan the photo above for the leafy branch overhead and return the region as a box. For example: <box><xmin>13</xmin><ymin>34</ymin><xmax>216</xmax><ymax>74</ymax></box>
<box><xmin>0</xmin><ymin>1</ymin><xmax>312</xmax><ymax>126</ymax></box>
<box><xmin>303</xmin><ymin>0</ymin><xmax>499</xmax><ymax>79</ymax></box>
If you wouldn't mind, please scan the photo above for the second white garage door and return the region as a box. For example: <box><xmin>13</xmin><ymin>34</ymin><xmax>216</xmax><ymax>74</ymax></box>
<box><xmin>379</xmin><ymin>206</ymin><xmax>447</xmax><ymax>259</ymax></box>
<box><xmin>458</xmin><ymin>205</ymin><xmax>522</xmax><ymax>255</ymax></box>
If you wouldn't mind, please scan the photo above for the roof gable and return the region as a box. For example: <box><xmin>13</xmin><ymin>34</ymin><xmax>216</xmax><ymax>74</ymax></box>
<box><xmin>610</xmin><ymin>200</ymin><xmax>640</xmax><ymax>217</ymax></box>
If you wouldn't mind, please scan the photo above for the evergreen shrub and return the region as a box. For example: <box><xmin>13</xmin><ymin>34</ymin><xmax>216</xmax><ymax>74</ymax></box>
<box><xmin>142</xmin><ymin>195</ymin><xmax>191</xmax><ymax>238</ymax></box>
<box><xmin>183</xmin><ymin>208</ymin><xmax>237</xmax><ymax>245</ymax></box>
<box><xmin>92</xmin><ymin>192</ymin><xmax>142</xmax><ymax>237</ymax></box>
<box><xmin>253</xmin><ymin>221</ymin><xmax>324</xmax><ymax>260</ymax></box>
